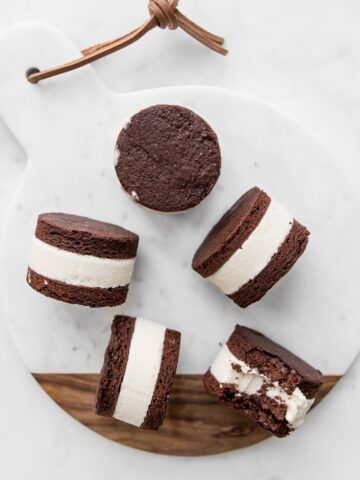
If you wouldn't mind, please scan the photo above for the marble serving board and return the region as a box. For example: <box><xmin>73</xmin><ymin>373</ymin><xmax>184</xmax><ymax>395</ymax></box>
<box><xmin>0</xmin><ymin>23</ymin><xmax>358</xmax><ymax>454</ymax></box>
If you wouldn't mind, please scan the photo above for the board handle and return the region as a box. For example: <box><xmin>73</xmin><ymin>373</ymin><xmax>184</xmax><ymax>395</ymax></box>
<box><xmin>0</xmin><ymin>22</ymin><xmax>108</xmax><ymax>151</ymax></box>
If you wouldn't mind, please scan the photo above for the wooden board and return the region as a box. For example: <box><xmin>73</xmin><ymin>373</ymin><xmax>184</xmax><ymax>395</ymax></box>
<box><xmin>0</xmin><ymin>23</ymin><xmax>353</xmax><ymax>459</ymax></box>
<box><xmin>34</xmin><ymin>373</ymin><xmax>339</xmax><ymax>456</ymax></box>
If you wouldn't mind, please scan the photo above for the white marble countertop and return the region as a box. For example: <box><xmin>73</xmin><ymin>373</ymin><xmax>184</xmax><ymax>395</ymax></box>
<box><xmin>0</xmin><ymin>1</ymin><xmax>359</xmax><ymax>478</ymax></box>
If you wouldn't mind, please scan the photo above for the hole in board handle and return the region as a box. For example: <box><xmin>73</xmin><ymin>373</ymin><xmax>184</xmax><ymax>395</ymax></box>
<box><xmin>26</xmin><ymin>67</ymin><xmax>40</xmax><ymax>83</ymax></box>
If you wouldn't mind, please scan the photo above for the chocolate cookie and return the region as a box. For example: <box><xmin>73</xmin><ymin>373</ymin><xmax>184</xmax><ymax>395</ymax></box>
<box><xmin>203</xmin><ymin>325</ymin><xmax>323</xmax><ymax>437</ymax></box>
<box><xmin>95</xmin><ymin>315</ymin><xmax>181</xmax><ymax>429</ymax></box>
<box><xmin>114</xmin><ymin>104</ymin><xmax>221</xmax><ymax>213</ymax></box>
<box><xmin>192</xmin><ymin>187</ymin><xmax>310</xmax><ymax>307</ymax></box>
<box><xmin>26</xmin><ymin>213</ymin><xmax>139</xmax><ymax>307</ymax></box>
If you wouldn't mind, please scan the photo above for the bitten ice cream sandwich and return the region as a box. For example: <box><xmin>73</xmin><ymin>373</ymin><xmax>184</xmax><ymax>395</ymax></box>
<box><xmin>204</xmin><ymin>325</ymin><xmax>323</xmax><ymax>437</ymax></box>
<box><xmin>192</xmin><ymin>187</ymin><xmax>309</xmax><ymax>307</ymax></box>
<box><xmin>114</xmin><ymin>104</ymin><xmax>221</xmax><ymax>213</ymax></box>
<box><xmin>95</xmin><ymin>315</ymin><xmax>181</xmax><ymax>429</ymax></box>
<box><xmin>27</xmin><ymin>213</ymin><xmax>138</xmax><ymax>307</ymax></box>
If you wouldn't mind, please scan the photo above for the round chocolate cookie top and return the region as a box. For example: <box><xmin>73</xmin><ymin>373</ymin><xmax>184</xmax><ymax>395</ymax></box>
<box><xmin>192</xmin><ymin>187</ymin><xmax>270</xmax><ymax>276</ymax></box>
<box><xmin>115</xmin><ymin>104</ymin><xmax>221</xmax><ymax>212</ymax></box>
<box><xmin>36</xmin><ymin>213</ymin><xmax>139</xmax><ymax>259</ymax></box>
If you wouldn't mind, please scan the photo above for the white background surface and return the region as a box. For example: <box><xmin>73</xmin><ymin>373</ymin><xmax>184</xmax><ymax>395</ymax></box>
<box><xmin>0</xmin><ymin>1</ymin><xmax>359</xmax><ymax>478</ymax></box>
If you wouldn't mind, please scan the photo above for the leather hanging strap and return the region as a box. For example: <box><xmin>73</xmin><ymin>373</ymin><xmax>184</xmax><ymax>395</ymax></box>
<box><xmin>27</xmin><ymin>0</ymin><xmax>228</xmax><ymax>84</ymax></box>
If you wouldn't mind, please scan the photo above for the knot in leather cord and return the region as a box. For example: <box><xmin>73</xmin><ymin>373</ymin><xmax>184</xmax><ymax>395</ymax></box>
<box><xmin>148</xmin><ymin>0</ymin><xmax>179</xmax><ymax>30</ymax></box>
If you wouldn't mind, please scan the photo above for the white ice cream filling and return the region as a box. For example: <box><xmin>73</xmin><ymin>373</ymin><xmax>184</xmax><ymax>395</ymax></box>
<box><xmin>114</xmin><ymin>117</ymin><xmax>131</xmax><ymax>167</ymax></box>
<box><xmin>28</xmin><ymin>237</ymin><xmax>135</xmax><ymax>289</ymax></box>
<box><xmin>211</xmin><ymin>343</ymin><xmax>264</xmax><ymax>395</ymax></box>
<box><xmin>113</xmin><ymin>317</ymin><xmax>166</xmax><ymax>427</ymax></box>
<box><xmin>113</xmin><ymin>145</ymin><xmax>120</xmax><ymax>167</ymax></box>
<box><xmin>210</xmin><ymin>344</ymin><xmax>314</xmax><ymax>429</ymax></box>
<box><xmin>207</xmin><ymin>198</ymin><xmax>294</xmax><ymax>295</ymax></box>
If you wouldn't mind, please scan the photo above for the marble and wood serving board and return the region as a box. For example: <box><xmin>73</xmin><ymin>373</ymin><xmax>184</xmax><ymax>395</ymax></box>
<box><xmin>0</xmin><ymin>22</ymin><xmax>358</xmax><ymax>456</ymax></box>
